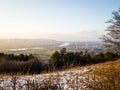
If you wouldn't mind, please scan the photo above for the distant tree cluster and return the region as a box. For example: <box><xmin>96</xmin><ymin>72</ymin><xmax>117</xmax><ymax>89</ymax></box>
<box><xmin>0</xmin><ymin>48</ymin><xmax>119</xmax><ymax>74</ymax></box>
<box><xmin>0</xmin><ymin>53</ymin><xmax>33</xmax><ymax>61</ymax></box>
<box><xmin>0</xmin><ymin>53</ymin><xmax>43</xmax><ymax>74</ymax></box>
<box><xmin>50</xmin><ymin>48</ymin><xmax>120</xmax><ymax>70</ymax></box>
<box><xmin>0</xmin><ymin>59</ymin><xmax>43</xmax><ymax>74</ymax></box>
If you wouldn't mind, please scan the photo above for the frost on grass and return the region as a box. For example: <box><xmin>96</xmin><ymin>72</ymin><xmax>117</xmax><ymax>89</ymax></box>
<box><xmin>0</xmin><ymin>68</ymin><xmax>95</xmax><ymax>90</ymax></box>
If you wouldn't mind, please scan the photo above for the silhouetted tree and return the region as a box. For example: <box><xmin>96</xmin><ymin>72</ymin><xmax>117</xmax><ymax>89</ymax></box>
<box><xmin>104</xmin><ymin>52</ymin><xmax>119</xmax><ymax>60</ymax></box>
<box><xmin>92</xmin><ymin>53</ymin><xmax>105</xmax><ymax>63</ymax></box>
<box><xmin>102</xmin><ymin>9</ymin><xmax>120</xmax><ymax>54</ymax></box>
<box><xmin>60</xmin><ymin>48</ymin><xmax>66</xmax><ymax>54</ymax></box>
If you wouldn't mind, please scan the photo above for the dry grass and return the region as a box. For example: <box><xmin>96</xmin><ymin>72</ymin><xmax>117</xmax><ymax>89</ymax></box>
<box><xmin>89</xmin><ymin>59</ymin><xmax>120</xmax><ymax>90</ymax></box>
<box><xmin>0</xmin><ymin>59</ymin><xmax>120</xmax><ymax>90</ymax></box>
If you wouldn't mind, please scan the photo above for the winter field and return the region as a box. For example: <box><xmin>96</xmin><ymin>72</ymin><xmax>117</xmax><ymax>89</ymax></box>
<box><xmin>0</xmin><ymin>59</ymin><xmax>120</xmax><ymax>90</ymax></box>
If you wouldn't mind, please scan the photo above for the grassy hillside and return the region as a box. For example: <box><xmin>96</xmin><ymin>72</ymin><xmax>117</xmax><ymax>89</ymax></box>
<box><xmin>93</xmin><ymin>59</ymin><xmax>120</xmax><ymax>90</ymax></box>
<box><xmin>75</xmin><ymin>58</ymin><xmax>120</xmax><ymax>90</ymax></box>
<box><xmin>0</xmin><ymin>59</ymin><xmax>120</xmax><ymax>90</ymax></box>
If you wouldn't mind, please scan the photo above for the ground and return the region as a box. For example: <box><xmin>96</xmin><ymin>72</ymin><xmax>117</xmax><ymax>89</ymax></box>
<box><xmin>0</xmin><ymin>59</ymin><xmax>120</xmax><ymax>90</ymax></box>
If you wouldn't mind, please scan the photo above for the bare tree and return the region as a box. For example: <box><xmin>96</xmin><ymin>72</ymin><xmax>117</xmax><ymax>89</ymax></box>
<box><xmin>102</xmin><ymin>9</ymin><xmax>120</xmax><ymax>54</ymax></box>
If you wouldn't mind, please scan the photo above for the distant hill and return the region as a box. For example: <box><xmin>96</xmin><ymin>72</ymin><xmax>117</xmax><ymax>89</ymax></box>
<box><xmin>0</xmin><ymin>39</ymin><xmax>105</xmax><ymax>57</ymax></box>
<box><xmin>0</xmin><ymin>39</ymin><xmax>61</xmax><ymax>51</ymax></box>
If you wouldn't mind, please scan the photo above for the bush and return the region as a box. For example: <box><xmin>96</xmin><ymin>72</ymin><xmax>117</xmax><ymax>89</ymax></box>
<box><xmin>0</xmin><ymin>59</ymin><xmax>43</xmax><ymax>74</ymax></box>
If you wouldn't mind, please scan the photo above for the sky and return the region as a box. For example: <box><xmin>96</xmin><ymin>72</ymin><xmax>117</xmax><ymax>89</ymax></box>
<box><xmin>0</xmin><ymin>0</ymin><xmax>120</xmax><ymax>41</ymax></box>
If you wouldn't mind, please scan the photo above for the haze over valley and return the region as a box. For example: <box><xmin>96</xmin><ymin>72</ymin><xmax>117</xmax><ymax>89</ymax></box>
<box><xmin>0</xmin><ymin>39</ymin><xmax>104</xmax><ymax>58</ymax></box>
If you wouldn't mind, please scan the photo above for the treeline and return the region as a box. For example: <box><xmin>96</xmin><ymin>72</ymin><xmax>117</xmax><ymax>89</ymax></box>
<box><xmin>49</xmin><ymin>48</ymin><xmax>120</xmax><ymax>70</ymax></box>
<box><xmin>0</xmin><ymin>53</ymin><xmax>33</xmax><ymax>61</ymax></box>
<box><xmin>0</xmin><ymin>48</ymin><xmax>120</xmax><ymax>74</ymax></box>
<box><xmin>0</xmin><ymin>53</ymin><xmax>43</xmax><ymax>74</ymax></box>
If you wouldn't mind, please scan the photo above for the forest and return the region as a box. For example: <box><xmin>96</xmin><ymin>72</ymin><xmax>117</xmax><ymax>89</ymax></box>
<box><xmin>0</xmin><ymin>48</ymin><xmax>119</xmax><ymax>74</ymax></box>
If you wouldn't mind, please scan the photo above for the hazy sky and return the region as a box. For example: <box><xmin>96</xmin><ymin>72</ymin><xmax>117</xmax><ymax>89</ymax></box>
<box><xmin>0</xmin><ymin>0</ymin><xmax>120</xmax><ymax>41</ymax></box>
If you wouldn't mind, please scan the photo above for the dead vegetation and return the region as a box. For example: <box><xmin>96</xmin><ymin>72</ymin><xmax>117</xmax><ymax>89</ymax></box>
<box><xmin>0</xmin><ymin>59</ymin><xmax>120</xmax><ymax>90</ymax></box>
